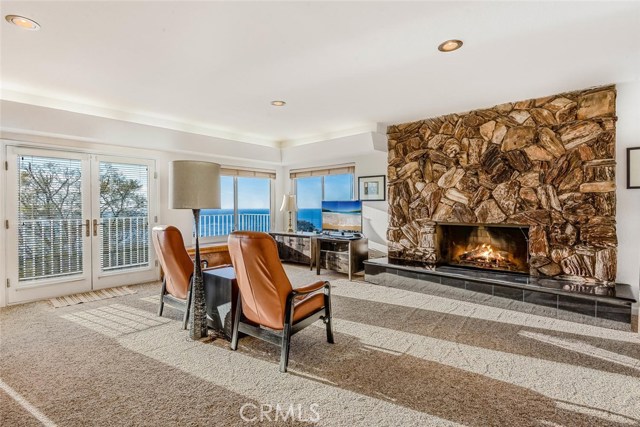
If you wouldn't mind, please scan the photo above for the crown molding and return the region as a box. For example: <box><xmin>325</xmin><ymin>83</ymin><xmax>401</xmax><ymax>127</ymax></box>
<box><xmin>0</xmin><ymin>87</ymin><xmax>277</xmax><ymax>147</ymax></box>
<box><xmin>1</xmin><ymin>86</ymin><xmax>384</xmax><ymax>152</ymax></box>
<box><xmin>277</xmin><ymin>124</ymin><xmax>380</xmax><ymax>148</ymax></box>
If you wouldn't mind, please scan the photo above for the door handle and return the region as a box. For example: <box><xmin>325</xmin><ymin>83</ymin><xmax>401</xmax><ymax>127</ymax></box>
<box><xmin>85</xmin><ymin>219</ymin><xmax>90</xmax><ymax>237</ymax></box>
<box><xmin>93</xmin><ymin>219</ymin><xmax>98</xmax><ymax>237</ymax></box>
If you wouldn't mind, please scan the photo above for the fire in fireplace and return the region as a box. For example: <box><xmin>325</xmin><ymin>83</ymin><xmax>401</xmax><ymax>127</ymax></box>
<box><xmin>438</xmin><ymin>224</ymin><xmax>530</xmax><ymax>274</ymax></box>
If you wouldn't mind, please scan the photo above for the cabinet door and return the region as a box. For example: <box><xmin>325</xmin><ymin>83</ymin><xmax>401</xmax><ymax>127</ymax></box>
<box><xmin>275</xmin><ymin>235</ymin><xmax>290</xmax><ymax>262</ymax></box>
<box><xmin>320</xmin><ymin>251</ymin><xmax>349</xmax><ymax>273</ymax></box>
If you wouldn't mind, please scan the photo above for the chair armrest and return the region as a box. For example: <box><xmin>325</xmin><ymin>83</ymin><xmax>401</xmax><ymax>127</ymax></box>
<box><xmin>292</xmin><ymin>280</ymin><xmax>329</xmax><ymax>296</ymax></box>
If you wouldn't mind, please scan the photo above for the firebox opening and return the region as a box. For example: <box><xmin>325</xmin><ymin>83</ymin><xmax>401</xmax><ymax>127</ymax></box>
<box><xmin>438</xmin><ymin>224</ymin><xmax>530</xmax><ymax>274</ymax></box>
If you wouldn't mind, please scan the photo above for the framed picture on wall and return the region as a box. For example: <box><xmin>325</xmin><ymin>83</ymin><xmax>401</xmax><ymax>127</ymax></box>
<box><xmin>629</xmin><ymin>147</ymin><xmax>640</xmax><ymax>189</ymax></box>
<box><xmin>358</xmin><ymin>175</ymin><xmax>386</xmax><ymax>201</ymax></box>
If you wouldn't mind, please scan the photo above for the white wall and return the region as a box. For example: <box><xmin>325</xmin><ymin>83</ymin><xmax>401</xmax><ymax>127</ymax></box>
<box><xmin>280</xmin><ymin>132</ymin><xmax>389</xmax><ymax>253</ymax></box>
<box><xmin>615</xmin><ymin>81</ymin><xmax>640</xmax><ymax>312</ymax></box>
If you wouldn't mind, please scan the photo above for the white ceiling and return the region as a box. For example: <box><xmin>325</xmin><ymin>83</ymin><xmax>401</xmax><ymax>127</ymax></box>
<box><xmin>1</xmin><ymin>1</ymin><xmax>639</xmax><ymax>147</ymax></box>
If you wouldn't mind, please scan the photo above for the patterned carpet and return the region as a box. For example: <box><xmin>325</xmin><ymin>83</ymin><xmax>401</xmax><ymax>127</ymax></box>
<box><xmin>1</xmin><ymin>264</ymin><xmax>639</xmax><ymax>426</ymax></box>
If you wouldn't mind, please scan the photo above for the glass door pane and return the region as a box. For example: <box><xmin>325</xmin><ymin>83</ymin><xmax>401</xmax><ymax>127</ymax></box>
<box><xmin>6</xmin><ymin>147</ymin><xmax>92</xmax><ymax>304</ymax></box>
<box><xmin>296</xmin><ymin>176</ymin><xmax>323</xmax><ymax>232</ymax></box>
<box><xmin>237</xmin><ymin>177</ymin><xmax>271</xmax><ymax>232</ymax></box>
<box><xmin>92</xmin><ymin>156</ymin><xmax>156</xmax><ymax>289</ymax></box>
<box><xmin>17</xmin><ymin>155</ymin><xmax>85</xmax><ymax>281</ymax></box>
<box><xmin>98</xmin><ymin>161</ymin><xmax>150</xmax><ymax>272</ymax></box>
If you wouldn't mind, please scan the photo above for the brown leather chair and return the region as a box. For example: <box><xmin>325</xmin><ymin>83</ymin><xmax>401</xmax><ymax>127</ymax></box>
<box><xmin>227</xmin><ymin>231</ymin><xmax>334</xmax><ymax>373</ymax></box>
<box><xmin>152</xmin><ymin>225</ymin><xmax>195</xmax><ymax>330</ymax></box>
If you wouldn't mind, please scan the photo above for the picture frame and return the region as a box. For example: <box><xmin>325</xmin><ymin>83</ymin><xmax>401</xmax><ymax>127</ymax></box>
<box><xmin>628</xmin><ymin>147</ymin><xmax>640</xmax><ymax>189</ymax></box>
<box><xmin>358</xmin><ymin>175</ymin><xmax>386</xmax><ymax>201</ymax></box>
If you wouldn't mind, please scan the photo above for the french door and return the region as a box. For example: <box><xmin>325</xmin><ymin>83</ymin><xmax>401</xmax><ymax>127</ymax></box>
<box><xmin>5</xmin><ymin>146</ymin><xmax>157</xmax><ymax>304</ymax></box>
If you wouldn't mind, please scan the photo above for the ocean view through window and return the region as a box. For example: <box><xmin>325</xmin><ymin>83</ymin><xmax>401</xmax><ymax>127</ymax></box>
<box><xmin>294</xmin><ymin>171</ymin><xmax>354</xmax><ymax>232</ymax></box>
<box><xmin>200</xmin><ymin>173</ymin><xmax>273</xmax><ymax>238</ymax></box>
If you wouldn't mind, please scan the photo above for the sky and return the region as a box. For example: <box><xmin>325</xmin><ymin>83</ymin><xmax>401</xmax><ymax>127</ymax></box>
<box><xmin>219</xmin><ymin>176</ymin><xmax>270</xmax><ymax>210</ymax></box>
<box><xmin>297</xmin><ymin>174</ymin><xmax>353</xmax><ymax>208</ymax></box>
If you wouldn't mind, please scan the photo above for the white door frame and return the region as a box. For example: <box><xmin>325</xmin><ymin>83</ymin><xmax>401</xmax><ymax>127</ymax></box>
<box><xmin>90</xmin><ymin>154</ymin><xmax>157</xmax><ymax>289</ymax></box>
<box><xmin>4</xmin><ymin>146</ymin><xmax>158</xmax><ymax>303</ymax></box>
<box><xmin>5</xmin><ymin>146</ymin><xmax>93</xmax><ymax>304</ymax></box>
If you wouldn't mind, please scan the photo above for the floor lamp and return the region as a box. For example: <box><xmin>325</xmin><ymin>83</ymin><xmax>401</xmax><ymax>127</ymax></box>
<box><xmin>169</xmin><ymin>160</ymin><xmax>221</xmax><ymax>340</ymax></box>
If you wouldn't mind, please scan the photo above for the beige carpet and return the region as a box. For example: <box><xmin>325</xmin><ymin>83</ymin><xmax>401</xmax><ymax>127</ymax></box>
<box><xmin>1</xmin><ymin>264</ymin><xmax>639</xmax><ymax>426</ymax></box>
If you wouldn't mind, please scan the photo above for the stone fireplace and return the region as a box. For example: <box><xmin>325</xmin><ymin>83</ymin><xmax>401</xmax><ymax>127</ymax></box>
<box><xmin>387</xmin><ymin>85</ymin><xmax>618</xmax><ymax>287</ymax></box>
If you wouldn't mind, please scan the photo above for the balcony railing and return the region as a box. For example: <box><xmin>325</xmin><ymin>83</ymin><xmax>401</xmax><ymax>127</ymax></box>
<box><xmin>18</xmin><ymin>218</ymin><xmax>84</xmax><ymax>281</ymax></box>
<box><xmin>18</xmin><ymin>216</ymin><xmax>149</xmax><ymax>281</ymax></box>
<box><xmin>17</xmin><ymin>213</ymin><xmax>270</xmax><ymax>281</ymax></box>
<box><xmin>100</xmin><ymin>216</ymin><xmax>149</xmax><ymax>272</ymax></box>
<box><xmin>199</xmin><ymin>213</ymin><xmax>271</xmax><ymax>237</ymax></box>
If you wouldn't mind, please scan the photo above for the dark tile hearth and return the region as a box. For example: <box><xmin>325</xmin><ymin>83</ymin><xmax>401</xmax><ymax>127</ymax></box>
<box><xmin>364</xmin><ymin>257</ymin><xmax>635</xmax><ymax>327</ymax></box>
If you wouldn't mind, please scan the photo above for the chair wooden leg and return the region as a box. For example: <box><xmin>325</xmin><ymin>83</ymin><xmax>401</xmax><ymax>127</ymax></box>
<box><xmin>324</xmin><ymin>282</ymin><xmax>335</xmax><ymax>344</ymax></box>
<box><xmin>230</xmin><ymin>293</ymin><xmax>242</xmax><ymax>351</ymax></box>
<box><xmin>158</xmin><ymin>279</ymin><xmax>166</xmax><ymax>317</ymax></box>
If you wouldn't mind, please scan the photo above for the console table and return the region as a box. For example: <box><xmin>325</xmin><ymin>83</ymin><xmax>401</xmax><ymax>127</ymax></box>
<box><xmin>315</xmin><ymin>236</ymin><xmax>368</xmax><ymax>281</ymax></box>
<box><xmin>270</xmin><ymin>232</ymin><xmax>317</xmax><ymax>270</ymax></box>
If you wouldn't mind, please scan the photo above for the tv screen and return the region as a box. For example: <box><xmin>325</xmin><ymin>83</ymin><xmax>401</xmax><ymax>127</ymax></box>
<box><xmin>321</xmin><ymin>200</ymin><xmax>362</xmax><ymax>233</ymax></box>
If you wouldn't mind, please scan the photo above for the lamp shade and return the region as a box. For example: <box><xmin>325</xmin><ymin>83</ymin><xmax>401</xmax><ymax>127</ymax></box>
<box><xmin>169</xmin><ymin>160</ymin><xmax>221</xmax><ymax>209</ymax></box>
<box><xmin>280</xmin><ymin>194</ymin><xmax>297</xmax><ymax>212</ymax></box>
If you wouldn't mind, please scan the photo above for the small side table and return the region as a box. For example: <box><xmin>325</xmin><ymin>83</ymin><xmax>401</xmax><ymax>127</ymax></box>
<box><xmin>203</xmin><ymin>266</ymin><xmax>237</xmax><ymax>340</ymax></box>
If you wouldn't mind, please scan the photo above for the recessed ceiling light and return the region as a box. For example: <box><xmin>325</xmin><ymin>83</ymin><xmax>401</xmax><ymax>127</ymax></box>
<box><xmin>5</xmin><ymin>15</ymin><xmax>40</xmax><ymax>31</ymax></box>
<box><xmin>438</xmin><ymin>39</ymin><xmax>463</xmax><ymax>52</ymax></box>
<box><xmin>271</xmin><ymin>100</ymin><xmax>286</xmax><ymax>107</ymax></box>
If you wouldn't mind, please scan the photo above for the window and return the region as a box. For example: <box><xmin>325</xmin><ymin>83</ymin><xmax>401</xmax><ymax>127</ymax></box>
<box><xmin>199</xmin><ymin>168</ymin><xmax>275</xmax><ymax>239</ymax></box>
<box><xmin>291</xmin><ymin>165</ymin><xmax>355</xmax><ymax>232</ymax></box>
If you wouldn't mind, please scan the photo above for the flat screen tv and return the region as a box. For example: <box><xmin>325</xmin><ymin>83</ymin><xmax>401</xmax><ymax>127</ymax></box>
<box><xmin>321</xmin><ymin>200</ymin><xmax>362</xmax><ymax>233</ymax></box>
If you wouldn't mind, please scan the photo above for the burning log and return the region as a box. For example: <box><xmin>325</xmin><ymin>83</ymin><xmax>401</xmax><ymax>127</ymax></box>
<box><xmin>456</xmin><ymin>243</ymin><xmax>522</xmax><ymax>272</ymax></box>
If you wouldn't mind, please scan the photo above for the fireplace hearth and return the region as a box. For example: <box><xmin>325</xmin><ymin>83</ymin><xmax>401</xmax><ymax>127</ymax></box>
<box><xmin>363</xmin><ymin>257</ymin><xmax>636</xmax><ymax>328</ymax></box>
<box><xmin>439</xmin><ymin>224</ymin><xmax>529</xmax><ymax>274</ymax></box>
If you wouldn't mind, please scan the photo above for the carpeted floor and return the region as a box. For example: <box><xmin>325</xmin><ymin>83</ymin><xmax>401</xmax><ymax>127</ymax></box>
<box><xmin>1</xmin><ymin>264</ymin><xmax>639</xmax><ymax>426</ymax></box>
